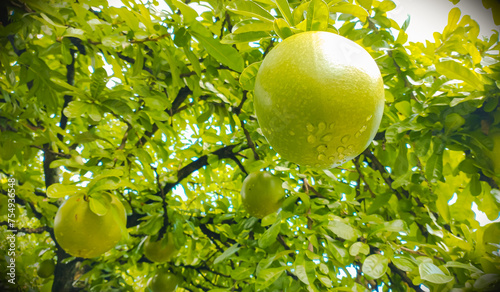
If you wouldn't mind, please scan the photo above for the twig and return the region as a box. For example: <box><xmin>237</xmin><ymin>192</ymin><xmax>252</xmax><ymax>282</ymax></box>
<box><xmin>230</xmin><ymin>155</ymin><xmax>248</xmax><ymax>176</ymax></box>
<box><xmin>302</xmin><ymin>178</ymin><xmax>324</xmax><ymax>198</ymax></box>
<box><xmin>399</xmin><ymin>246</ymin><xmax>445</xmax><ymax>262</ymax></box>
<box><xmin>353</xmin><ymin>156</ymin><xmax>376</xmax><ymax>198</ymax></box>
<box><xmin>239</xmin><ymin>120</ymin><xmax>259</xmax><ymax>160</ymax></box>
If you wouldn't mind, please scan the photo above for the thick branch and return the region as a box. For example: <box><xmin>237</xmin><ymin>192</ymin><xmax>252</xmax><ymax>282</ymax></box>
<box><xmin>57</xmin><ymin>49</ymin><xmax>76</xmax><ymax>141</ymax></box>
<box><xmin>158</xmin><ymin>144</ymin><xmax>246</xmax><ymax>196</ymax></box>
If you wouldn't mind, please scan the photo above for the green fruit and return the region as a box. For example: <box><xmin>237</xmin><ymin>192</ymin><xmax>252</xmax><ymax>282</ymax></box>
<box><xmin>147</xmin><ymin>270</ymin><xmax>180</xmax><ymax>292</ymax></box>
<box><xmin>54</xmin><ymin>194</ymin><xmax>126</xmax><ymax>258</ymax></box>
<box><xmin>144</xmin><ymin>233</ymin><xmax>178</xmax><ymax>263</ymax></box>
<box><xmin>37</xmin><ymin>259</ymin><xmax>55</xmax><ymax>278</ymax></box>
<box><xmin>254</xmin><ymin>31</ymin><xmax>385</xmax><ymax>168</ymax></box>
<box><xmin>241</xmin><ymin>171</ymin><xmax>285</xmax><ymax>218</ymax></box>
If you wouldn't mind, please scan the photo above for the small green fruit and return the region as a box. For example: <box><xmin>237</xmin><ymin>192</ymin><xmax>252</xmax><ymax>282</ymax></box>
<box><xmin>147</xmin><ymin>270</ymin><xmax>180</xmax><ymax>292</ymax></box>
<box><xmin>37</xmin><ymin>259</ymin><xmax>55</xmax><ymax>278</ymax></box>
<box><xmin>241</xmin><ymin>171</ymin><xmax>285</xmax><ymax>218</ymax></box>
<box><xmin>144</xmin><ymin>233</ymin><xmax>178</xmax><ymax>263</ymax></box>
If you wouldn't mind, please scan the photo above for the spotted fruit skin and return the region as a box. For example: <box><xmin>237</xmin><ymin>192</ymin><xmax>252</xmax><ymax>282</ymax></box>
<box><xmin>254</xmin><ymin>31</ymin><xmax>385</xmax><ymax>168</ymax></box>
<box><xmin>241</xmin><ymin>171</ymin><xmax>285</xmax><ymax>218</ymax></box>
<box><xmin>54</xmin><ymin>194</ymin><xmax>126</xmax><ymax>258</ymax></box>
<box><xmin>144</xmin><ymin>233</ymin><xmax>178</xmax><ymax>263</ymax></box>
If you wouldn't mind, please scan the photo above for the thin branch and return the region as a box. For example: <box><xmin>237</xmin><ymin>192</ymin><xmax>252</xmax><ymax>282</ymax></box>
<box><xmin>240</xmin><ymin>120</ymin><xmax>260</xmax><ymax>161</ymax></box>
<box><xmin>399</xmin><ymin>246</ymin><xmax>445</xmax><ymax>262</ymax></box>
<box><xmin>0</xmin><ymin>222</ymin><xmax>50</xmax><ymax>234</ymax></box>
<box><xmin>362</xmin><ymin>148</ymin><xmax>404</xmax><ymax>200</ymax></box>
<box><xmin>388</xmin><ymin>262</ymin><xmax>425</xmax><ymax>292</ymax></box>
<box><xmin>353</xmin><ymin>156</ymin><xmax>376</xmax><ymax>198</ymax></box>
<box><xmin>30</xmin><ymin>145</ymin><xmax>71</xmax><ymax>158</ymax></box>
<box><xmin>302</xmin><ymin>178</ymin><xmax>324</xmax><ymax>198</ymax></box>
<box><xmin>233</xmin><ymin>90</ymin><xmax>247</xmax><ymax>116</ymax></box>
<box><xmin>230</xmin><ymin>155</ymin><xmax>248</xmax><ymax>176</ymax></box>
<box><xmin>158</xmin><ymin>144</ymin><xmax>248</xmax><ymax>197</ymax></box>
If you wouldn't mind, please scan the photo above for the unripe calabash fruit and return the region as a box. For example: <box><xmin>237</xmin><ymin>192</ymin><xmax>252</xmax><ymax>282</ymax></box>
<box><xmin>254</xmin><ymin>31</ymin><xmax>385</xmax><ymax>168</ymax></box>
<box><xmin>147</xmin><ymin>270</ymin><xmax>180</xmax><ymax>292</ymax></box>
<box><xmin>144</xmin><ymin>232</ymin><xmax>178</xmax><ymax>263</ymax></box>
<box><xmin>54</xmin><ymin>194</ymin><xmax>126</xmax><ymax>258</ymax></box>
<box><xmin>241</xmin><ymin>171</ymin><xmax>285</xmax><ymax>218</ymax></box>
<box><xmin>37</xmin><ymin>259</ymin><xmax>55</xmax><ymax>278</ymax></box>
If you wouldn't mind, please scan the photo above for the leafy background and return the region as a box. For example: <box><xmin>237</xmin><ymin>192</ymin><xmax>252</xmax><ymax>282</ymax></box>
<box><xmin>0</xmin><ymin>0</ymin><xmax>499</xmax><ymax>291</ymax></box>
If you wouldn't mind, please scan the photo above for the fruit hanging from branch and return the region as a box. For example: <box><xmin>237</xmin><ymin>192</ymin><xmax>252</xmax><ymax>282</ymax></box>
<box><xmin>240</xmin><ymin>171</ymin><xmax>285</xmax><ymax>218</ymax></box>
<box><xmin>254</xmin><ymin>31</ymin><xmax>385</xmax><ymax>168</ymax></box>
<box><xmin>143</xmin><ymin>232</ymin><xmax>178</xmax><ymax>263</ymax></box>
<box><xmin>146</xmin><ymin>270</ymin><xmax>181</xmax><ymax>292</ymax></box>
<box><xmin>53</xmin><ymin>194</ymin><xmax>127</xmax><ymax>258</ymax></box>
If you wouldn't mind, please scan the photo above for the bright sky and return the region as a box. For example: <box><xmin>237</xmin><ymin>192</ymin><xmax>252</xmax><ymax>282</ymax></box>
<box><xmin>388</xmin><ymin>0</ymin><xmax>499</xmax><ymax>42</ymax></box>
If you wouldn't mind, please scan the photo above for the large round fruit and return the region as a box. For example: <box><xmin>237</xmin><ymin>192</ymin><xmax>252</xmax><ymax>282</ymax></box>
<box><xmin>54</xmin><ymin>194</ymin><xmax>126</xmax><ymax>258</ymax></box>
<box><xmin>241</xmin><ymin>171</ymin><xmax>285</xmax><ymax>218</ymax></box>
<box><xmin>254</xmin><ymin>31</ymin><xmax>385</xmax><ymax>168</ymax></box>
<box><xmin>147</xmin><ymin>270</ymin><xmax>180</xmax><ymax>292</ymax></box>
<box><xmin>144</xmin><ymin>233</ymin><xmax>178</xmax><ymax>263</ymax></box>
<box><xmin>37</xmin><ymin>259</ymin><xmax>55</xmax><ymax>278</ymax></box>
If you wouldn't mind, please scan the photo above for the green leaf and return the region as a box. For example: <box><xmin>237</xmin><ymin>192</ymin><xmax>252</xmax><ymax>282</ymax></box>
<box><xmin>46</xmin><ymin>184</ymin><xmax>85</xmax><ymax>198</ymax></box>
<box><xmin>87</xmin><ymin>169</ymin><xmax>124</xmax><ymax>190</ymax></box>
<box><xmin>306</xmin><ymin>0</ymin><xmax>329</xmax><ymax>31</ymax></box>
<box><xmin>132</xmin><ymin>46</ymin><xmax>144</xmax><ymax>76</ymax></box>
<box><xmin>256</xmin><ymin>267</ymin><xmax>287</xmax><ymax>289</ymax></box>
<box><xmin>231</xmin><ymin>266</ymin><xmax>254</xmax><ymax>280</ymax></box>
<box><xmin>232</xmin><ymin>19</ymin><xmax>274</xmax><ymax>34</ymax></box>
<box><xmin>258</xmin><ymin>220</ymin><xmax>281</xmax><ymax>248</ymax></box>
<box><xmin>102</xmin><ymin>35</ymin><xmax>127</xmax><ymax>48</ymax></box>
<box><xmin>190</xmin><ymin>23</ymin><xmax>245</xmax><ymax>72</ymax></box>
<box><xmin>91</xmin><ymin>67</ymin><xmax>108</xmax><ymax>99</ymax></box>
<box><xmin>328</xmin><ymin>220</ymin><xmax>361</xmax><ymax>241</ymax></box>
<box><xmin>328</xmin><ymin>241</ymin><xmax>350</xmax><ymax>265</ymax></box>
<box><xmin>273</xmin><ymin>0</ymin><xmax>294</xmax><ymax>25</ymax></box>
<box><xmin>329</xmin><ymin>2</ymin><xmax>369</xmax><ymax>22</ymax></box>
<box><xmin>170</xmin><ymin>0</ymin><xmax>198</xmax><ymax>24</ymax></box>
<box><xmin>88</xmin><ymin>104</ymin><xmax>102</xmax><ymax>122</ymax></box>
<box><xmin>63</xmin><ymin>101</ymin><xmax>90</xmax><ymax>118</ymax></box>
<box><xmin>349</xmin><ymin>242</ymin><xmax>370</xmax><ymax>256</ymax></box>
<box><xmin>294</xmin><ymin>257</ymin><xmax>309</xmax><ymax>285</ymax></box>
<box><xmin>419</xmin><ymin>262</ymin><xmax>454</xmax><ymax>284</ymax></box>
<box><xmin>214</xmin><ymin>243</ymin><xmax>240</xmax><ymax>264</ymax></box>
<box><xmin>89</xmin><ymin>194</ymin><xmax>111</xmax><ymax>216</ymax></box>
<box><xmin>221</xmin><ymin>31</ymin><xmax>270</xmax><ymax>44</ymax></box>
<box><xmin>378</xmin><ymin>0</ymin><xmax>396</xmax><ymax>12</ymax></box>
<box><xmin>435</xmin><ymin>60</ymin><xmax>484</xmax><ymax>91</ymax></box>
<box><xmin>425</xmin><ymin>153</ymin><xmax>443</xmax><ymax>182</ymax></box>
<box><xmin>444</xmin><ymin>261</ymin><xmax>483</xmax><ymax>274</ymax></box>
<box><xmin>393</xmin><ymin>257</ymin><xmax>416</xmax><ymax>272</ymax></box>
<box><xmin>394</xmin><ymin>143</ymin><xmax>408</xmax><ymax>176</ymax></box>
<box><xmin>473</xmin><ymin>273</ymin><xmax>500</xmax><ymax>290</ymax></box>
<box><xmin>469</xmin><ymin>174</ymin><xmax>482</xmax><ymax>196</ymax></box>
<box><xmin>356</xmin><ymin>0</ymin><xmax>373</xmax><ymax>10</ymax></box>
<box><xmin>445</xmin><ymin>113</ymin><xmax>466</xmax><ymax>134</ymax></box>
<box><xmin>239</xmin><ymin>61</ymin><xmax>262</xmax><ymax>91</ymax></box>
<box><xmin>227</xmin><ymin>0</ymin><xmax>275</xmax><ymax>23</ymax></box>
<box><xmin>273</xmin><ymin>18</ymin><xmax>294</xmax><ymax>40</ymax></box>
<box><xmin>362</xmin><ymin>254</ymin><xmax>389</xmax><ymax>279</ymax></box>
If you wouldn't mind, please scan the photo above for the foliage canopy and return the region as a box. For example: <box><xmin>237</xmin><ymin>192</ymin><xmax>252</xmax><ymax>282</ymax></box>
<box><xmin>0</xmin><ymin>0</ymin><xmax>499</xmax><ymax>291</ymax></box>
